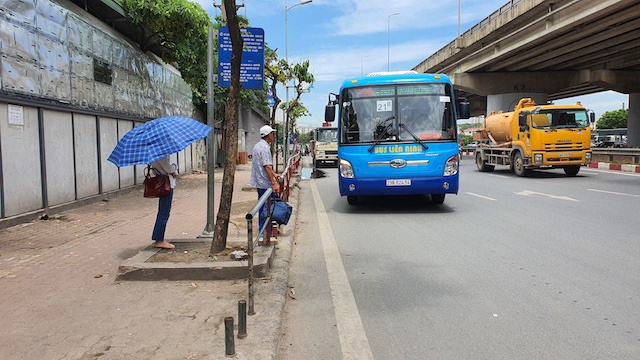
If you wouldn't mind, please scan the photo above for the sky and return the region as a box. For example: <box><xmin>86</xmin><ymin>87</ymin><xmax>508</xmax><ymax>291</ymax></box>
<box><xmin>194</xmin><ymin>0</ymin><xmax>629</xmax><ymax>127</ymax></box>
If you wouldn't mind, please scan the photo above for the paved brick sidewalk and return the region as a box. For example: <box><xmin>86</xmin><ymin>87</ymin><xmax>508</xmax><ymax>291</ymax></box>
<box><xmin>0</xmin><ymin>163</ymin><xmax>295</xmax><ymax>359</ymax></box>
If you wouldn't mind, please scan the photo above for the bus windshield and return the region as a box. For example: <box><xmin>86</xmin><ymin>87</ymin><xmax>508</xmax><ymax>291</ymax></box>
<box><xmin>340</xmin><ymin>83</ymin><xmax>455</xmax><ymax>144</ymax></box>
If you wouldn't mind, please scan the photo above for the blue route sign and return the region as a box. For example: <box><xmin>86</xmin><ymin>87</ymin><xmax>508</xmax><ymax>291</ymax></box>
<box><xmin>218</xmin><ymin>26</ymin><xmax>265</xmax><ymax>90</ymax></box>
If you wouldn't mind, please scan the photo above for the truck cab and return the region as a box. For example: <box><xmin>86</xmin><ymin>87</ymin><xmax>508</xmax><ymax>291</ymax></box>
<box><xmin>311</xmin><ymin>126</ymin><xmax>338</xmax><ymax>168</ymax></box>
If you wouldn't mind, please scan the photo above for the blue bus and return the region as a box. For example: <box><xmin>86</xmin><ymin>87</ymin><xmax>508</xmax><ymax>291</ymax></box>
<box><xmin>325</xmin><ymin>71</ymin><xmax>470</xmax><ymax>205</ymax></box>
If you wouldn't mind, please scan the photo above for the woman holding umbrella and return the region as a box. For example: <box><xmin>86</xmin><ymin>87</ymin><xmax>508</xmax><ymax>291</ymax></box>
<box><xmin>107</xmin><ymin>116</ymin><xmax>213</xmax><ymax>250</ymax></box>
<box><xmin>150</xmin><ymin>156</ymin><xmax>179</xmax><ymax>249</ymax></box>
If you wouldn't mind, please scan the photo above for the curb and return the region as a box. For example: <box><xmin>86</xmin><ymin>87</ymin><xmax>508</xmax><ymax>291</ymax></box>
<box><xmin>115</xmin><ymin>238</ymin><xmax>276</xmax><ymax>281</ymax></box>
<box><xmin>588</xmin><ymin>161</ymin><xmax>640</xmax><ymax>173</ymax></box>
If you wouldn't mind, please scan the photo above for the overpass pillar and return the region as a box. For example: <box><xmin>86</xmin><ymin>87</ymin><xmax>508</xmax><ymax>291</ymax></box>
<box><xmin>487</xmin><ymin>93</ymin><xmax>547</xmax><ymax>114</ymax></box>
<box><xmin>628</xmin><ymin>93</ymin><xmax>640</xmax><ymax>147</ymax></box>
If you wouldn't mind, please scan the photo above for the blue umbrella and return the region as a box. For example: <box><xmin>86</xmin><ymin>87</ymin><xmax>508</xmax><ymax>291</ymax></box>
<box><xmin>107</xmin><ymin>116</ymin><xmax>212</xmax><ymax>167</ymax></box>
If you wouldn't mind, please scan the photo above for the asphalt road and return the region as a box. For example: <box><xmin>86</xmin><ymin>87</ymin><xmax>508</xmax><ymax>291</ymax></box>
<box><xmin>278</xmin><ymin>157</ymin><xmax>640</xmax><ymax>359</ymax></box>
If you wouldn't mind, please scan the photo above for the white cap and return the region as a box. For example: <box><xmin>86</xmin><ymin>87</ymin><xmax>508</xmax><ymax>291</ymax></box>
<box><xmin>260</xmin><ymin>125</ymin><xmax>275</xmax><ymax>137</ymax></box>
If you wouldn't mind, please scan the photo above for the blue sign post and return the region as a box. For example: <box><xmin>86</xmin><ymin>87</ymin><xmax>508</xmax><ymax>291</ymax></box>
<box><xmin>218</xmin><ymin>27</ymin><xmax>265</xmax><ymax>90</ymax></box>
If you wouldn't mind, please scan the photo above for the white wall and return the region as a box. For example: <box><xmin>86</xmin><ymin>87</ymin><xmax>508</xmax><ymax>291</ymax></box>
<box><xmin>43</xmin><ymin>110</ymin><xmax>75</xmax><ymax>207</ymax></box>
<box><xmin>0</xmin><ymin>104</ymin><xmax>42</xmax><ymax>217</ymax></box>
<box><xmin>116</xmin><ymin>120</ymin><xmax>135</xmax><ymax>187</ymax></box>
<box><xmin>99</xmin><ymin>117</ymin><xmax>119</xmax><ymax>193</ymax></box>
<box><xmin>73</xmin><ymin>114</ymin><xmax>99</xmax><ymax>199</ymax></box>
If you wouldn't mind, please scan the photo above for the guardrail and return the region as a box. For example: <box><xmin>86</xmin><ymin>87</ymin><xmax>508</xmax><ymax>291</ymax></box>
<box><xmin>460</xmin><ymin>146</ymin><xmax>640</xmax><ymax>165</ymax></box>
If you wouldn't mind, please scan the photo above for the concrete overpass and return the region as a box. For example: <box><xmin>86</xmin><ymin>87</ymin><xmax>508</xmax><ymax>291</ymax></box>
<box><xmin>413</xmin><ymin>0</ymin><xmax>640</xmax><ymax>146</ymax></box>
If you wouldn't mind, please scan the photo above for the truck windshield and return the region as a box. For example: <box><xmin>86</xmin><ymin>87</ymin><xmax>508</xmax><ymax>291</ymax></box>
<box><xmin>340</xmin><ymin>83</ymin><xmax>455</xmax><ymax>144</ymax></box>
<box><xmin>530</xmin><ymin>109</ymin><xmax>590</xmax><ymax>129</ymax></box>
<box><xmin>317</xmin><ymin>128</ymin><xmax>337</xmax><ymax>142</ymax></box>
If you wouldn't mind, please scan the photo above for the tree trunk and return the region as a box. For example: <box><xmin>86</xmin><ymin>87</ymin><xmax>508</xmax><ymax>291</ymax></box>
<box><xmin>210</xmin><ymin>0</ymin><xmax>244</xmax><ymax>254</ymax></box>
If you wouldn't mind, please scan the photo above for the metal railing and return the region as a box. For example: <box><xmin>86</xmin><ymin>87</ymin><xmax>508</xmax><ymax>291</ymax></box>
<box><xmin>460</xmin><ymin>146</ymin><xmax>640</xmax><ymax>165</ymax></box>
<box><xmin>244</xmin><ymin>152</ymin><xmax>301</xmax><ymax>315</ymax></box>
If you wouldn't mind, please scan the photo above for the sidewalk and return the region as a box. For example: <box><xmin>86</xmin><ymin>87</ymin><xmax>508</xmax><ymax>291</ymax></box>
<box><xmin>0</xmin><ymin>162</ymin><xmax>297</xmax><ymax>360</ymax></box>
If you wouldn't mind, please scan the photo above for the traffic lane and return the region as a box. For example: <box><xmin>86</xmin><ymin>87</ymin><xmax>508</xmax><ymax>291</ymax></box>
<box><xmin>318</xmin><ymin>169</ymin><xmax>640</xmax><ymax>359</ymax></box>
<box><xmin>460</xmin><ymin>162</ymin><xmax>640</xmax><ymax>236</ymax></box>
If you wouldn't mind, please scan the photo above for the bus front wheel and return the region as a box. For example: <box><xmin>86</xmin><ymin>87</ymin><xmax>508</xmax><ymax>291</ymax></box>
<box><xmin>431</xmin><ymin>194</ymin><xmax>445</xmax><ymax>204</ymax></box>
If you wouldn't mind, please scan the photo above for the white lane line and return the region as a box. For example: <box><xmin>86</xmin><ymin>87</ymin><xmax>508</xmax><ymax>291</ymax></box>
<box><xmin>515</xmin><ymin>190</ymin><xmax>579</xmax><ymax>202</ymax></box>
<box><xmin>488</xmin><ymin>174</ymin><xmax>509</xmax><ymax>179</ymax></box>
<box><xmin>466</xmin><ymin>192</ymin><xmax>497</xmax><ymax>201</ymax></box>
<box><xmin>587</xmin><ymin>188</ymin><xmax>640</xmax><ymax>198</ymax></box>
<box><xmin>310</xmin><ymin>180</ymin><xmax>375</xmax><ymax>360</ymax></box>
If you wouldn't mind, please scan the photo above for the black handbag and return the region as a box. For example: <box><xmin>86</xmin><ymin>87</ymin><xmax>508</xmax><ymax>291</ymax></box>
<box><xmin>143</xmin><ymin>166</ymin><xmax>172</xmax><ymax>198</ymax></box>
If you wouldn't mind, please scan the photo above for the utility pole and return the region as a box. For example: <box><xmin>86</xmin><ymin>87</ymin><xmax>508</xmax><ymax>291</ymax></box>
<box><xmin>200</xmin><ymin>0</ymin><xmax>245</xmax><ymax>238</ymax></box>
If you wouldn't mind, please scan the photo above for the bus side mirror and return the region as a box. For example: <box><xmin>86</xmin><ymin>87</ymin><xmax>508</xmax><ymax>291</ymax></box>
<box><xmin>589</xmin><ymin>112</ymin><xmax>596</xmax><ymax>123</ymax></box>
<box><xmin>458</xmin><ymin>101</ymin><xmax>470</xmax><ymax>119</ymax></box>
<box><xmin>325</xmin><ymin>105</ymin><xmax>335</xmax><ymax>123</ymax></box>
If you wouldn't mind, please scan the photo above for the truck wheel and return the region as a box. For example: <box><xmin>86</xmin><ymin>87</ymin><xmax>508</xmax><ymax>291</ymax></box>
<box><xmin>513</xmin><ymin>152</ymin><xmax>529</xmax><ymax>177</ymax></box>
<box><xmin>564</xmin><ymin>165</ymin><xmax>580</xmax><ymax>176</ymax></box>
<box><xmin>347</xmin><ymin>196</ymin><xmax>358</xmax><ymax>205</ymax></box>
<box><xmin>431</xmin><ymin>194</ymin><xmax>445</xmax><ymax>204</ymax></box>
<box><xmin>475</xmin><ymin>152</ymin><xmax>494</xmax><ymax>172</ymax></box>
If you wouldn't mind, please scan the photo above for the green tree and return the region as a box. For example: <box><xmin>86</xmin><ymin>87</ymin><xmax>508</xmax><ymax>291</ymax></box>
<box><xmin>265</xmin><ymin>50</ymin><xmax>315</xmax><ymax>158</ymax></box>
<box><xmin>459</xmin><ymin>123</ymin><xmax>483</xmax><ymax>131</ymax></box>
<box><xmin>459</xmin><ymin>134</ymin><xmax>474</xmax><ymax>146</ymax></box>
<box><xmin>280</xmin><ymin>60</ymin><xmax>315</xmax><ymax>132</ymax></box>
<box><xmin>596</xmin><ymin>109</ymin><xmax>628</xmax><ymax>129</ymax></box>
<box><xmin>121</xmin><ymin>0</ymin><xmax>210</xmax><ymax>109</ymax></box>
<box><xmin>121</xmin><ymin>0</ymin><xmax>269</xmax><ymax>118</ymax></box>
<box><xmin>297</xmin><ymin>132</ymin><xmax>312</xmax><ymax>145</ymax></box>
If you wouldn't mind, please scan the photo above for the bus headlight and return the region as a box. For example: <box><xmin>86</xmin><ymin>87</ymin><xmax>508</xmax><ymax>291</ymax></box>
<box><xmin>586</xmin><ymin>152</ymin><xmax>592</xmax><ymax>163</ymax></box>
<box><xmin>534</xmin><ymin>154</ymin><xmax>543</xmax><ymax>164</ymax></box>
<box><xmin>443</xmin><ymin>155</ymin><xmax>459</xmax><ymax>176</ymax></box>
<box><xmin>339</xmin><ymin>159</ymin><xmax>355</xmax><ymax>178</ymax></box>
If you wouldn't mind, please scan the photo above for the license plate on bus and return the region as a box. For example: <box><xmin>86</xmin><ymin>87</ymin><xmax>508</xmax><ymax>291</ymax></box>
<box><xmin>386</xmin><ymin>179</ymin><xmax>411</xmax><ymax>186</ymax></box>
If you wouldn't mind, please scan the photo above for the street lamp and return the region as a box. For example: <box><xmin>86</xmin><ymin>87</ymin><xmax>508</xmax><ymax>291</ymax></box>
<box><xmin>284</xmin><ymin>0</ymin><xmax>313</xmax><ymax>167</ymax></box>
<box><xmin>361</xmin><ymin>55</ymin><xmax>369</xmax><ymax>76</ymax></box>
<box><xmin>387</xmin><ymin>12</ymin><xmax>399</xmax><ymax>72</ymax></box>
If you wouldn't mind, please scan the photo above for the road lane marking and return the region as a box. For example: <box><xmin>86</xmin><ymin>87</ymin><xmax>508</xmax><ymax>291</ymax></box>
<box><xmin>515</xmin><ymin>190</ymin><xmax>579</xmax><ymax>202</ymax></box>
<box><xmin>488</xmin><ymin>174</ymin><xmax>509</xmax><ymax>179</ymax></box>
<box><xmin>466</xmin><ymin>192</ymin><xmax>497</xmax><ymax>201</ymax></box>
<box><xmin>587</xmin><ymin>188</ymin><xmax>640</xmax><ymax>198</ymax></box>
<box><xmin>310</xmin><ymin>180</ymin><xmax>375</xmax><ymax>360</ymax></box>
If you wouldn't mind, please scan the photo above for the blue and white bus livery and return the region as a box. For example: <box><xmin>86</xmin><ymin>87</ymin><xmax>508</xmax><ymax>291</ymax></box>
<box><xmin>325</xmin><ymin>71</ymin><xmax>470</xmax><ymax>205</ymax></box>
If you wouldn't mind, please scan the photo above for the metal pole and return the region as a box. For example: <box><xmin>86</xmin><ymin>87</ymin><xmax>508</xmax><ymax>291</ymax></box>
<box><xmin>283</xmin><ymin>1</ymin><xmax>312</xmax><ymax>168</ymax></box>
<box><xmin>224</xmin><ymin>317</ymin><xmax>235</xmax><ymax>356</ymax></box>
<box><xmin>200</xmin><ymin>24</ymin><xmax>216</xmax><ymax>237</ymax></box>
<box><xmin>458</xmin><ymin>0</ymin><xmax>461</xmax><ymax>39</ymax></box>
<box><xmin>238</xmin><ymin>300</ymin><xmax>247</xmax><ymax>338</ymax></box>
<box><xmin>247</xmin><ymin>217</ymin><xmax>255</xmax><ymax>315</ymax></box>
<box><xmin>387</xmin><ymin>12</ymin><xmax>399</xmax><ymax>72</ymax></box>
<box><xmin>284</xmin><ymin>5</ymin><xmax>290</xmax><ymax>168</ymax></box>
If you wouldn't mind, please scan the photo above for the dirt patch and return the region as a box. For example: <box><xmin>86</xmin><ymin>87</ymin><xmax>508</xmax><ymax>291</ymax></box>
<box><xmin>148</xmin><ymin>241</ymin><xmax>248</xmax><ymax>263</ymax></box>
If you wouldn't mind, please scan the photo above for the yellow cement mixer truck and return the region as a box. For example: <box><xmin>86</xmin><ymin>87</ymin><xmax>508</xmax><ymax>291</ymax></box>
<box><xmin>474</xmin><ymin>98</ymin><xmax>594</xmax><ymax>176</ymax></box>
